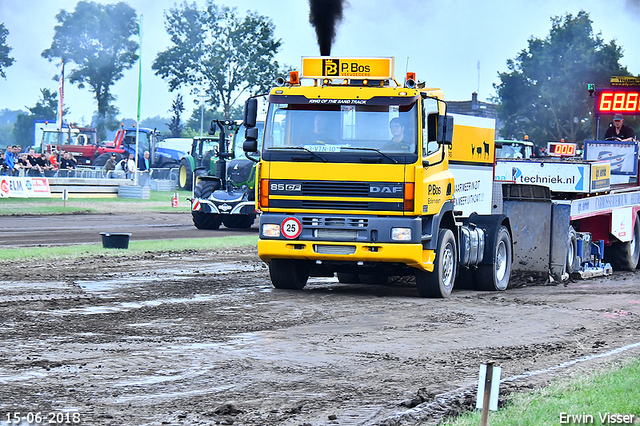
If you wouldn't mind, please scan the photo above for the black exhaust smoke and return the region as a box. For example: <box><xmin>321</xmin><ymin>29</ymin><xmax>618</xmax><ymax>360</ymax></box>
<box><xmin>308</xmin><ymin>0</ymin><xmax>345</xmax><ymax>56</ymax></box>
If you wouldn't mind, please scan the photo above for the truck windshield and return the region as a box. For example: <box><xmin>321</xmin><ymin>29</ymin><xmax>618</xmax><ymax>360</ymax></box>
<box><xmin>263</xmin><ymin>101</ymin><xmax>417</xmax><ymax>154</ymax></box>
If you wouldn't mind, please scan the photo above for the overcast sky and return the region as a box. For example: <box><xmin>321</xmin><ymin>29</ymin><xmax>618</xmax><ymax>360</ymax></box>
<box><xmin>1</xmin><ymin>0</ymin><xmax>639</xmax><ymax>125</ymax></box>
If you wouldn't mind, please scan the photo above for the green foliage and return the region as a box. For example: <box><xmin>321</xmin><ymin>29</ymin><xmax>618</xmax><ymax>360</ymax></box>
<box><xmin>443</xmin><ymin>358</ymin><xmax>640</xmax><ymax>426</ymax></box>
<box><xmin>0</xmin><ymin>235</ymin><xmax>258</xmax><ymax>261</ymax></box>
<box><xmin>0</xmin><ymin>23</ymin><xmax>15</xmax><ymax>78</ymax></box>
<box><xmin>12</xmin><ymin>88</ymin><xmax>60</xmax><ymax>148</ymax></box>
<box><xmin>493</xmin><ymin>11</ymin><xmax>628</xmax><ymax>145</ymax></box>
<box><xmin>168</xmin><ymin>93</ymin><xmax>185</xmax><ymax>137</ymax></box>
<box><xmin>41</xmin><ymin>1</ymin><xmax>140</xmax><ymax>141</ymax></box>
<box><xmin>152</xmin><ymin>1</ymin><xmax>284</xmax><ymax>119</ymax></box>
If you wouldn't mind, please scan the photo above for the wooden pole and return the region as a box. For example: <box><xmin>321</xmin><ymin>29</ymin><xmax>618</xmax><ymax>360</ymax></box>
<box><xmin>480</xmin><ymin>361</ymin><xmax>494</xmax><ymax>426</ymax></box>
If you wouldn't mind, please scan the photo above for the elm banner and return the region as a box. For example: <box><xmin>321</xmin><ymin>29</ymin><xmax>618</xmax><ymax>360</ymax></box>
<box><xmin>0</xmin><ymin>176</ymin><xmax>51</xmax><ymax>198</ymax></box>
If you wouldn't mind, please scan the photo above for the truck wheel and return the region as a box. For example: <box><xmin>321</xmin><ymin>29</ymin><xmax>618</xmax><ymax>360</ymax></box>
<box><xmin>566</xmin><ymin>226</ymin><xmax>579</xmax><ymax>274</ymax></box>
<box><xmin>415</xmin><ymin>229</ymin><xmax>456</xmax><ymax>298</ymax></box>
<box><xmin>476</xmin><ymin>225</ymin><xmax>512</xmax><ymax>291</ymax></box>
<box><xmin>607</xmin><ymin>215</ymin><xmax>640</xmax><ymax>271</ymax></box>
<box><xmin>336</xmin><ymin>273</ymin><xmax>360</xmax><ymax>283</ymax></box>
<box><xmin>269</xmin><ymin>259</ymin><xmax>310</xmax><ymax>290</ymax></box>
<box><xmin>222</xmin><ymin>214</ymin><xmax>255</xmax><ymax>229</ymax></box>
<box><xmin>191</xmin><ymin>211</ymin><xmax>222</xmax><ymax>230</ymax></box>
<box><xmin>178</xmin><ymin>158</ymin><xmax>193</xmax><ymax>191</ymax></box>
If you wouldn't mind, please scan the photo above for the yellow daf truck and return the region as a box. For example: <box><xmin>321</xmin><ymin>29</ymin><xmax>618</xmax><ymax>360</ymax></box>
<box><xmin>242</xmin><ymin>57</ymin><xmax>513</xmax><ymax>297</ymax></box>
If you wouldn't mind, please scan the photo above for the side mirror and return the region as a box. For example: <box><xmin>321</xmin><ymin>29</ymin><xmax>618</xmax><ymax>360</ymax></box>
<box><xmin>244</xmin><ymin>98</ymin><xmax>258</xmax><ymax>128</ymax></box>
<box><xmin>243</xmin><ymin>127</ymin><xmax>258</xmax><ymax>153</ymax></box>
<box><xmin>438</xmin><ymin>115</ymin><xmax>454</xmax><ymax>145</ymax></box>
<box><xmin>243</xmin><ymin>139</ymin><xmax>258</xmax><ymax>153</ymax></box>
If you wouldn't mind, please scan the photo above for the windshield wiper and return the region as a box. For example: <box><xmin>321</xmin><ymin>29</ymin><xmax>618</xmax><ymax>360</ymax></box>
<box><xmin>340</xmin><ymin>147</ymin><xmax>398</xmax><ymax>164</ymax></box>
<box><xmin>267</xmin><ymin>146</ymin><xmax>328</xmax><ymax>162</ymax></box>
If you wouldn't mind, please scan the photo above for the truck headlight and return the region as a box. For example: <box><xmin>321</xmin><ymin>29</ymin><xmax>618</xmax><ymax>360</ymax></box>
<box><xmin>262</xmin><ymin>224</ymin><xmax>281</xmax><ymax>237</ymax></box>
<box><xmin>391</xmin><ymin>228</ymin><xmax>412</xmax><ymax>241</ymax></box>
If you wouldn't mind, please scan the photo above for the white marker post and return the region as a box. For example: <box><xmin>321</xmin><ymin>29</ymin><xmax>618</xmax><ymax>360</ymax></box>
<box><xmin>477</xmin><ymin>361</ymin><xmax>501</xmax><ymax>426</ymax></box>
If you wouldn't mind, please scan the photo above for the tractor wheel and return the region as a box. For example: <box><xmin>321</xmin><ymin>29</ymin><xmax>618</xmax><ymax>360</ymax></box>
<box><xmin>178</xmin><ymin>158</ymin><xmax>193</xmax><ymax>191</ymax></box>
<box><xmin>336</xmin><ymin>273</ymin><xmax>360</xmax><ymax>283</ymax></box>
<box><xmin>193</xmin><ymin>179</ymin><xmax>220</xmax><ymax>198</ymax></box>
<box><xmin>191</xmin><ymin>180</ymin><xmax>222</xmax><ymax>230</ymax></box>
<box><xmin>415</xmin><ymin>229</ymin><xmax>456</xmax><ymax>298</ymax></box>
<box><xmin>607</xmin><ymin>215</ymin><xmax>640</xmax><ymax>271</ymax></box>
<box><xmin>191</xmin><ymin>211</ymin><xmax>222</xmax><ymax>230</ymax></box>
<box><xmin>269</xmin><ymin>259</ymin><xmax>310</xmax><ymax>290</ymax></box>
<box><xmin>475</xmin><ymin>226</ymin><xmax>512</xmax><ymax>291</ymax></box>
<box><xmin>222</xmin><ymin>214</ymin><xmax>256</xmax><ymax>229</ymax></box>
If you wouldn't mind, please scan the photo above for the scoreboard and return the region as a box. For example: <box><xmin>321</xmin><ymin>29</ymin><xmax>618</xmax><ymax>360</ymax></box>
<box><xmin>595</xmin><ymin>88</ymin><xmax>640</xmax><ymax>115</ymax></box>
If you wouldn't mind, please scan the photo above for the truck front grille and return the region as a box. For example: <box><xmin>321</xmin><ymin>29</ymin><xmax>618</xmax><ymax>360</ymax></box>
<box><xmin>303</xmin><ymin>182</ymin><xmax>369</xmax><ymax>197</ymax></box>
<box><xmin>314</xmin><ymin>244</ymin><xmax>357</xmax><ymax>255</ymax></box>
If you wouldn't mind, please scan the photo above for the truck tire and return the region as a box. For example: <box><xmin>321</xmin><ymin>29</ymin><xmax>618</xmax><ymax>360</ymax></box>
<box><xmin>415</xmin><ymin>229</ymin><xmax>456</xmax><ymax>298</ymax></box>
<box><xmin>191</xmin><ymin>211</ymin><xmax>222</xmax><ymax>230</ymax></box>
<box><xmin>337</xmin><ymin>273</ymin><xmax>360</xmax><ymax>283</ymax></box>
<box><xmin>475</xmin><ymin>225</ymin><xmax>512</xmax><ymax>291</ymax></box>
<box><xmin>222</xmin><ymin>214</ymin><xmax>255</xmax><ymax>229</ymax></box>
<box><xmin>566</xmin><ymin>226</ymin><xmax>579</xmax><ymax>274</ymax></box>
<box><xmin>607</xmin><ymin>215</ymin><xmax>640</xmax><ymax>271</ymax></box>
<box><xmin>269</xmin><ymin>259</ymin><xmax>310</xmax><ymax>290</ymax></box>
<box><xmin>178</xmin><ymin>158</ymin><xmax>193</xmax><ymax>191</ymax></box>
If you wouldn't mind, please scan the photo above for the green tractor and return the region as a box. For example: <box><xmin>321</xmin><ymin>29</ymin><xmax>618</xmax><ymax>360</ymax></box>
<box><xmin>187</xmin><ymin>119</ymin><xmax>263</xmax><ymax>230</ymax></box>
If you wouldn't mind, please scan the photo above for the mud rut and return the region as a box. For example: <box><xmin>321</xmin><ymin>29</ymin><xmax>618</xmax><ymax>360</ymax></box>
<box><xmin>1</xmin><ymin>248</ymin><xmax>639</xmax><ymax>426</ymax></box>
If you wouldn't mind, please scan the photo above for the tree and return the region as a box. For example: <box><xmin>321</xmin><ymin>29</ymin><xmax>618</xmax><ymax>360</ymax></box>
<box><xmin>12</xmin><ymin>89</ymin><xmax>61</xmax><ymax>148</ymax></box>
<box><xmin>0</xmin><ymin>23</ymin><xmax>15</xmax><ymax>78</ymax></box>
<box><xmin>42</xmin><ymin>1</ymin><xmax>139</xmax><ymax>140</ymax></box>
<box><xmin>168</xmin><ymin>94</ymin><xmax>185</xmax><ymax>137</ymax></box>
<box><xmin>153</xmin><ymin>1</ymin><xmax>284</xmax><ymax>119</ymax></box>
<box><xmin>493</xmin><ymin>11</ymin><xmax>628</xmax><ymax>144</ymax></box>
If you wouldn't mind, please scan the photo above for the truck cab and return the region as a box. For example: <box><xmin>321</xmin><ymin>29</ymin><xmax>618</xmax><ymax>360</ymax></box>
<box><xmin>243</xmin><ymin>57</ymin><xmax>513</xmax><ymax>297</ymax></box>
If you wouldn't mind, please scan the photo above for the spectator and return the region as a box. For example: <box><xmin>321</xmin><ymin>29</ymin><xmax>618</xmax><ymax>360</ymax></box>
<box><xmin>60</xmin><ymin>151</ymin><xmax>77</xmax><ymax>171</ymax></box>
<box><xmin>0</xmin><ymin>150</ymin><xmax>9</xmax><ymax>175</ymax></box>
<box><xmin>138</xmin><ymin>150</ymin><xmax>152</xmax><ymax>186</ymax></box>
<box><xmin>139</xmin><ymin>151</ymin><xmax>151</xmax><ymax>173</ymax></box>
<box><xmin>4</xmin><ymin>145</ymin><xmax>16</xmax><ymax>175</ymax></box>
<box><xmin>605</xmin><ymin>114</ymin><xmax>635</xmax><ymax>141</ymax></box>
<box><xmin>14</xmin><ymin>146</ymin><xmax>27</xmax><ymax>176</ymax></box>
<box><xmin>114</xmin><ymin>156</ymin><xmax>127</xmax><ymax>178</ymax></box>
<box><xmin>125</xmin><ymin>153</ymin><xmax>136</xmax><ymax>179</ymax></box>
<box><xmin>26</xmin><ymin>148</ymin><xmax>43</xmax><ymax>176</ymax></box>
<box><xmin>103</xmin><ymin>154</ymin><xmax>118</xmax><ymax>177</ymax></box>
<box><xmin>39</xmin><ymin>153</ymin><xmax>55</xmax><ymax>177</ymax></box>
<box><xmin>49</xmin><ymin>150</ymin><xmax>59</xmax><ymax>170</ymax></box>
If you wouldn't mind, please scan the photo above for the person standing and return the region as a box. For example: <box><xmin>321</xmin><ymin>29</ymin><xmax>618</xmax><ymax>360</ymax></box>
<box><xmin>125</xmin><ymin>153</ymin><xmax>136</xmax><ymax>179</ymax></box>
<box><xmin>103</xmin><ymin>154</ymin><xmax>118</xmax><ymax>177</ymax></box>
<box><xmin>605</xmin><ymin>114</ymin><xmax>635</xmax><ymax>141</ymax></box>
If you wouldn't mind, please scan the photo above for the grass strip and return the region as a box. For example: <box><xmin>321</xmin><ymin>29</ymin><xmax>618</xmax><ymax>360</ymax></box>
<box><xmin>0</xmin><ymin>235</ymin><xmax>259</xmax><ymax>261</ymax></box>
<box><xmin>443</xmin><ymin>358</ymin><xmax>640</xmax><ymax>426</ymax></box>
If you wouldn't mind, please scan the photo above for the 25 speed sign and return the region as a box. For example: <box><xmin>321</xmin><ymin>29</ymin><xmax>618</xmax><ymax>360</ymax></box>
<box><xmin>282</xmin><ymin>217</ymin><xmax>302</xmax><ymax>239</ymax></box>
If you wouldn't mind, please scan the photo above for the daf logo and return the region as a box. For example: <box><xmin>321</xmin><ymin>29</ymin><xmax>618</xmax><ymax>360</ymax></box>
<box><xmin>233</xmin><ymin>164</ymin><xmax>238</xmax><ymax>169</ymax></box>
<box><xmin>370</xmin><ymin>185</ymin><xmax>403</xmax><ymax>194</ymax></box>
<box><xmin>219</xmin><ymin>203</ymin><xmax>232</xmax><ymax>212</ymax></box>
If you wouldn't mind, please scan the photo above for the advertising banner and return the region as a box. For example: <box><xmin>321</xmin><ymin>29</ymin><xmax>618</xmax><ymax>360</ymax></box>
<box><xmin>0</xmin><ymin>177</ymin><xmax>52</xmax><ymax>198</ymax></box>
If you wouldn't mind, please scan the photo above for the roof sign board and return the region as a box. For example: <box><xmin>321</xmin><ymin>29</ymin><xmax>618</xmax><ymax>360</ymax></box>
<box><xmin>301</xmin><ymin>57</ymin><xmax>394</xmax><ymax>80</ymax></box>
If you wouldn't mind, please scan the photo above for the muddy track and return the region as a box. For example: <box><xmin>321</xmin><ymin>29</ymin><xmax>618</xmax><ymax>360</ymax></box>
<box><xmin>1</xmin><ymin>247</ymin><xmax>639</xmax><ymax>425</ymax></box>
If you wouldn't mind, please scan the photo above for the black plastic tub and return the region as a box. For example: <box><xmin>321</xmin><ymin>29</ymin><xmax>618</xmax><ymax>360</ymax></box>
<box><xmin>100</xmin><ymin>232</ymin><xmax>132</xmax><ymax>249</ymax></box>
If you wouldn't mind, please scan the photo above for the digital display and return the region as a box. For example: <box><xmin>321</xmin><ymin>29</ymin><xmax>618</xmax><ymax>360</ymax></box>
<box><xmin>595</xmin><ymin>89</ymin><xmax>640</xmax><ymax>114</ymax></box>
<box><xmin>547</xmin><ymin>142</ymin><xmax>576</xmax><ymax>156</ymax></box>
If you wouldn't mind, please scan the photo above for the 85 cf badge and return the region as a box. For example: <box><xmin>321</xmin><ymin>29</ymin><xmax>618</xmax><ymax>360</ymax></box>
<box><xmin>282</xmin><ymin>217</ymin><xmax>302</xmax><ymax>239</ymax></box>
